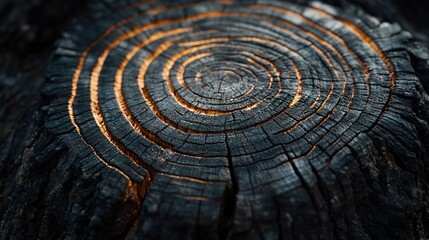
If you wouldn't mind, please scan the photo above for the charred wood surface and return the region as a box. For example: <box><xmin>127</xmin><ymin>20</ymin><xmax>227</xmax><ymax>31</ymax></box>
<box><xmin>1</xmin><ymin>0</ymin><xmax>429</xmax><ymax>239</ymax></box>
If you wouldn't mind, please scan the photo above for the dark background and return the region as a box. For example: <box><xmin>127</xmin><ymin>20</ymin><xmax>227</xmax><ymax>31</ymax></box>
<box><xmin>0</xmin><ymin>0</ymin><xmax>428</xmax><ymax>142</ymax></box>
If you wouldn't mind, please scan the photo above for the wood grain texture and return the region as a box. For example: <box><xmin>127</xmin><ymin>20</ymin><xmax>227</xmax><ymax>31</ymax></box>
<box><xmin>1</xmin><ymin>0</ymin><xmax>429</xmax><ymax>239</ymax></box>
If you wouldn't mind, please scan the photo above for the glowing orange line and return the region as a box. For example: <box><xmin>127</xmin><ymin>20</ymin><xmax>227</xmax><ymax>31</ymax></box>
<box><xmin>161</xmin><ymin>35</ymin><xmax>309</xmax><ymax>132</ymax></box>
<box><xmin>246</xmin><ymin>58</ymin><xmax>273</xmax><ymax>90</ymax></box>
<box><xmin>255</xmin><ymin>5</ymin><xmax>370</xmax><ymax>79</ymax></box>
<box><xmin>188</xmin><ymin>65</ymin><xmax>260</xmax><ymax>100</ymax></box>
<box><xmin>68</xmin><ymin>15</ymin><xmax>143</xmax><ymax>178</ymax></box>
<box><xmin>115</xmin><ymin>28</ymin><xmax>193</xmax><ymax>150</ymax></box>
<box><xmin>70</xmin><ymin>8</ymin><xmax>225</xmax><ymax>172</ymax></box>
<box><xmin>177</xmin><ymin>52</ymin><xmax>213</xmax><ymax>90</ymax></box>
<box><xmin>260</xmin><ymin>7</ymin><xmax>370</xmax><ymax>121</ymax></box>
<box><xmin>67</xmin><ymin>2</ymin><xmax>203</xmax><ymax>177</ymax></box>
<box><xmin>257</xmin><ymin>18</ymin><xmax>354</xmax><ymax>134</ymax></box>
<box><xmin>261</xmin><ymin>21</ymin><xmax>350</xmax><ymax>105</ymax></box>
<box><xmin>179</xmin><ymin>38</ymin><xmax>230</xmax><ymax>47</ymax></box>
<box><xmin>160</xmin><ymin>43</ymin><xmax>281</xmax><ymax>115</ymax></box>
<box><xmin>290</xmin><ymin>62</ymin><xmax>302</xmax><ymax>107</ymax></box>
<box><xmin>301</xmin><ymin>6</ymin><xmax>396</xmax><ymax>156</ymax></box>
<box><xmin>245</xmin><ymin>51</ymin><xmax>283</xmax><ymax>95</ymax></box>
<box><xmin>176</xmin><ymin>52</ymin><xmax>258</xmax><ymax>100</ymax></box>
<box><xmin>275</xmin><ymin>5</ymin><xmax>395</xmax><ymax>158</ymax></box>
<box><xmin>69</xmin><ymin>6</ymin><xmax>394</xmax><ymax>166</ymax></box>
<box><xmin>242</xmin><ymin>56</ymin><xmax>275</xmax><ymax>111</ymax></box>
<box><xmin>180</xmin><ymin>36</ymin><xmax>295</xmax><ymax>100</ymax></box>
<box><xmin>339</xmin><ymin>20</ymin><xmax>395</xmax><ymax>101</ymax></box>
<box><xmin>69</xmin><ymin>11</ymin><xmax>233</xmax><ymax>149</ymax></box>
<box><xmin>87</xmin><ymin>13</ymin><xmax>244</xmax><ymax>160</ymax></box>
<box><xmin>61</xmin><ymin>8</ymin><xmax>249</xmax><ymax>179</ymax></box>
<box><xmin>302</xmin><ymin>16</ymin><xmax>396</xmax><ymax>159</ymax></box>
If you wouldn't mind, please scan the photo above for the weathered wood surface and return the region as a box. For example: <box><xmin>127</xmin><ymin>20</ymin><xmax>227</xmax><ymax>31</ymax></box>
<box><xmin>1</xmin><ymin>0</ymin><xmax>429</xmax><ymax>239</ymax></box>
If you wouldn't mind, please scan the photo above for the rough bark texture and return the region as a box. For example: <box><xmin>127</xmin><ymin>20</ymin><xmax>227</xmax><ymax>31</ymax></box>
<box><xmin>1</xmin><ymin>1</ymin><xmax>429</xmax><ymax>240</ymax></box>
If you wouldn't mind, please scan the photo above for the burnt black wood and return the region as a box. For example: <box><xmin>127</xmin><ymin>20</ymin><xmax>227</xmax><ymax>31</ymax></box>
<box><xmin>1</xmin><ymin>0</ymin><xmax>429</xmax><ymax>239</ymax></box>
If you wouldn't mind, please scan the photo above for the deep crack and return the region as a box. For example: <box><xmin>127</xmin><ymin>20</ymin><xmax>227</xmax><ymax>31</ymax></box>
<box><xmin>219</xmin><ymin>134</ymin><xmax>238</xmax><ymax>240</ymax></box>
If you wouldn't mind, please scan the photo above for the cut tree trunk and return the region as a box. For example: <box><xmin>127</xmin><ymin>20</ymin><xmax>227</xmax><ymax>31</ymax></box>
<box><xmin>1</xmin><ymin>0</ymin><xmax>429</xmax><ymax>240</ymax></box>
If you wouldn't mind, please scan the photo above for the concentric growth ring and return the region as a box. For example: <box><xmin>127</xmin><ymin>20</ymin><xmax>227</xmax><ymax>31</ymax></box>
<box><xmin>55</xmin><ymin>0</ymin><xmax>395</xmax><ymax>180</ymax></box>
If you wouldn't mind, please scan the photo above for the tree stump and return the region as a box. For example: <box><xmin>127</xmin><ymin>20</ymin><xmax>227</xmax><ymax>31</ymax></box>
<box><xmin>1</xmin><ymin>0</ymin><xmax>429</xmax><ymax>239</ymax></box>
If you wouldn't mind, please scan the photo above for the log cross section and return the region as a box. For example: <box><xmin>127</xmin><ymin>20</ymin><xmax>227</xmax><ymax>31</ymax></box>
<box><xmin>38</xmin><ymin>0</ymin><xmax>429</xmax><ymax>239</ymax></box>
